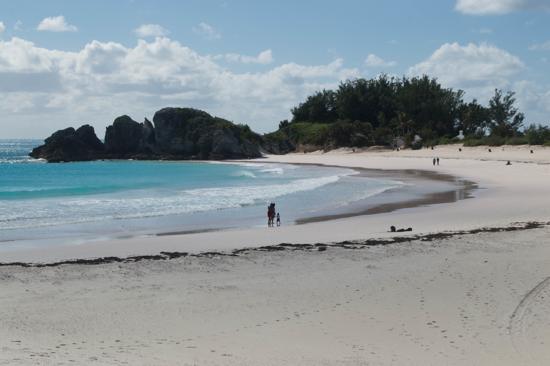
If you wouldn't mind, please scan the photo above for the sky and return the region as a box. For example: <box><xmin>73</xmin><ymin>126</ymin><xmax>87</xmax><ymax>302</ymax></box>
<box><xmin>0</xmin><ymin>0</ymin><xmax>549</xmax><ymax>138</ymax></box>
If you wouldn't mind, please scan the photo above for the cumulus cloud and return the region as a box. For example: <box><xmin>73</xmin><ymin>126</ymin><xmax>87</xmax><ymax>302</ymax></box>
<box><xmin>409</xmin><ymin>42</ymin><xmax>550</xmax><ymax>124</ymax></box>
<box><xmin>192</xmin><ymin>22</ymin><xmax>221</xmax><ymax>40</ymax></box>
<box><xmin>0</xmin><ymin>36</ymin><xmax>359</xmax><ymax>136</ymax></box>
<box><xmin>37</xmin><ymin>16</ymin><xmax>77</xmax><ymax>32</ymax></box>
<box><xmin>409</xmin><ymin>42</ymin><xmax>523</xmax><ymax>93</ymax></box>
<box><xmin>134</xmin><ymin>24</ymin><xmax>169</xmax><ymax>38</ymax></box>
<box><xmin>364</xmin><ymin>54</ymin><xmax>397</xmax><ymax>67</ymax></box>
<box><xmin>455</xmin><ymin>0</ymin><xmax>550</xmax><ymax>15</ymax></box>
<box><xmin>215</xmin><ymin>49</ymin><xmax>274</xmax><ymax>64</ymax></box>
<box><xmin>513</xmin><ymin>80</ymin><xmax>550</xmax><ymax>123</ymax></box>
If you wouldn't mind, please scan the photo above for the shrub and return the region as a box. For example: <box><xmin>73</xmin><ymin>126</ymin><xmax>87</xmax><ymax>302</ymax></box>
<box><xmin>524</xmin><ymin>124</ymin><xmax>550</xmax><ymax>145</ymax></box>
<box><xmin>463</xmin><ymin>135</ymin><xmax>505</xmax><ymax>146</ymax></box>
<box><xmin>326</xmin><ymin>120</ymin><xmax>374</xmax><ymax>147</ymax></box>
<box><xmin>463</xmin><ymin>138</ymin><xmax>485</xmax><ymax>147</ymax></box>
<box><xmin>505</xmin><ymin>136</ymin><xmax>528</xmax><ymax>145</ymax></box>
<box><xmin>485</xmin><ymin>135</ymin><xmax>506</xmax><ymax>146</ymax></box>
<box><xmin>438</xmin><ymin>136</ymin><xmax>460</xmax><ymax>145</ymax></box>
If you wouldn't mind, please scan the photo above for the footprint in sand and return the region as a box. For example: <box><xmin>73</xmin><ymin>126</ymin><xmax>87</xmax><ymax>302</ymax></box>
<box><xmin>509</xmin><ymin>276</ymin><xmax>550</xmax><ymax>364</ymax></box>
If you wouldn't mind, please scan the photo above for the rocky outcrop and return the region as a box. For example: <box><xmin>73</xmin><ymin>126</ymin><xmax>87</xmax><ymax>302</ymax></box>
<box><xmin>104</xmin><ymin>116</ymin><xmax>155</xmax><ymax>157</ymax></box>
<box><xmin>30</xmin><ymin>107</ymin><xmax>263</xmax><ymax>162</ymax></box>
<box><xmin>152</xmin><ymin>108</ymin><xmax>261</xmax><ymax>159</ymax></box>
<box><xmin>30</xmin><ymin>125</ymin><xmax>104</xmax><ymax>162</ymax></box>
<box><xmin>261</xmin><ymin>133</ymin><xmax>296</xmax><ymax>154</ymax></box>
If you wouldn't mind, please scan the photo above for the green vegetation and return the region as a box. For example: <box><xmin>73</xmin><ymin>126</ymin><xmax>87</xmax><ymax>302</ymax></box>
<box><xmin>264</xmin><ymin>75</ymin><xmax>550</xmax><ymax>151</ymax></box>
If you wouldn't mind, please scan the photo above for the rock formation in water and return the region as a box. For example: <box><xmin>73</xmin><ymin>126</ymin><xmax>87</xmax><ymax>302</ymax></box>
<box><xmin>30</xmin><ymin>108</ymin><xmax>263</xmax><ymax>162</ymax></box>
<box><xmin>29</xmin><ymin>125</ymin><xmax>104</xmax><ymax>162</ymax></box>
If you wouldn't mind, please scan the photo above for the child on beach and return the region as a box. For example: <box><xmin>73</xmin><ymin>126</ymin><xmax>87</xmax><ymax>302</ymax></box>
<box><xmin>276</xmin><ymin>212</ymin><xmax>281</xmax><ymax>227</ymax></box>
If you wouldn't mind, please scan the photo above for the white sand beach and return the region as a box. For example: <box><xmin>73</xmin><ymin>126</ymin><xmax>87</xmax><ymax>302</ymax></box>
<box><xmin>2</xmin><ymin>145</ymin><xmax>550</xmax><ymax>365</ymax></box>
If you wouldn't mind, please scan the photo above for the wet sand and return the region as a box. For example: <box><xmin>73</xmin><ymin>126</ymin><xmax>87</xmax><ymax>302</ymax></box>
<box><xmin>295</xmin><ymin>167</ymin><xmax>477</xmax><ymax>224</ymax></box>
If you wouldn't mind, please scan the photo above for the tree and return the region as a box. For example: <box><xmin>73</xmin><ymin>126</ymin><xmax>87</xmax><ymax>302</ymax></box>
<box><xmin>291</xmin><ymin>90</ymin><xmax>337</xmax><ymax>122</ymax></box>
<box><xmin>278</xmin><ymin>119</ymin><xmax>290</xmax><ymax>129</ymax></box>
<box><xmin>279</xmin><ymin>76</ymin><xmax>527</xmax><ymax>150</ymax></box>
<box><xmin>488</xmin><ymin>89</ymin><xmax>524</xmax><ymax>137</ymax></box>
<box><xmin>397</xmin><ymin>75</ymin><xmax>463</xmax><ymax>138</ymax></box>
<box><xmin>458</xmin><ymin>99</ymin><xmax>489</xmax><ymax>137</ymax></box>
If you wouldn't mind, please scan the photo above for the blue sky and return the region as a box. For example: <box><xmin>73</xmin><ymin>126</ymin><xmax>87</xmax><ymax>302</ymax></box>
<box><xmin>0</xmin><ymin>0</ymin><xmax>549</xmax><ymax>137</ymax></box>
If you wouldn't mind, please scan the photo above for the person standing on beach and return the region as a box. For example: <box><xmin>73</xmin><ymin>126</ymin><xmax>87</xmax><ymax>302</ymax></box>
<box><xmin>436</xmin><ymin>157</ymin><xmax>440</xmax><ymax>165</ymax></box>
<box><xmin>267</xmin><ymin>203</ymin><xmax>276</xmax><ymax>227</ymax></box>
<box><xmin>276</xmin><ymin>212</ymin><xmax>281</xmax><ymax>227</ymax></box>
<box><xmin>433</xmin><ymin>158</ymin><xmax>436</xmax><ymax>166</ymax></box>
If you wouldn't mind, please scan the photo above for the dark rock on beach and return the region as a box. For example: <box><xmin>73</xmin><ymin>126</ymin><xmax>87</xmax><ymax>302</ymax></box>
<box><xmin>30</xmin><ymin>107</ymin><xmax>263</xmax><ymax>162</ymax></box>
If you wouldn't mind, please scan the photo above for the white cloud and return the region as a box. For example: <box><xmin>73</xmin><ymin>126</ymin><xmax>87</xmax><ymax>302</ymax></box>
<box><xmin>364</xmin><ymin>54</ymin><xmax>397</xmax><ymax>67</ymax></box>
<box><xmin>215</xmin><ymin>49</ymin><xmax>274</xmax><ymax>64</ymax></box>
<box><xmin>513</xmin><ymin>80</ymin><xmax>550</xmax><ymax>123</ymax></box>
<box><xmin>0</xmin><ymin>36</ymin><xmax>359</xmax><ymax>137</ymax></box>
<box><xmin>409</xmin><ymin>43</ymin><xmax>523</xmax><ymax>93</ymax></box>
<box><xmin>455</xmin><ymin>0</ymin><xmax>550</xmax><ymax>15</ymax></box>
<box><xmin>193</xmin><ymin>22</ymin><xmax>221</xmax><ymax>40</ymax></box>
<box><xmin>134</xmin><ymin>24</ymin><xmax>169</xmax><ymax>38</ymax></box>
<box><xmin>529</xmin><ymin>40</ymin><xmax>550</xmax><ymax>51</ymax></box>
<box><xmin>37</xmin><ymin>16</ymin><xmax>77</xmax><ymax>32</ymax></box>
<box><xmin>409</xmin><ymin>42</ymin><xmax>550</xmax><ymax>125</ymax></box>
<box><xmin>0</xmin><ymin>22</ymin><xmax>5</xmax><ymax>34</ymax></box>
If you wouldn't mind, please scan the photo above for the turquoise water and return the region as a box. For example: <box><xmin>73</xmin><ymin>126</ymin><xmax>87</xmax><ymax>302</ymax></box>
<box><xmin>0</xmin><ymin>140</ymin><xmax>403</xmax><ymax>248</ymax></box>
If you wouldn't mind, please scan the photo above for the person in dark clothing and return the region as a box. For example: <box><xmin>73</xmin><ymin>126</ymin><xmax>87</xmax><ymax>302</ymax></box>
<box><xmin>436</xmin><ymin>157</ymin><xmax>440</xmax><ymax>165</ymax></box>
<box><xmin>433</xmin><ymin>158</ymin><xmax>436</xmax><ymax>166</ymax></box>
<box><xmin>276</xmin><ymin>212</ymin><xmax>281</xmax><ymax>227</ymax></box>
<box><xmin>267</xmin><ymin>203</ymin><xmax>276</xmax><ymax>227</ymax></box>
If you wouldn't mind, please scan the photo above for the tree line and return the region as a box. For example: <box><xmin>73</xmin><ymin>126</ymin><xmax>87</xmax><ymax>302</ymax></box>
<box><xmin>273</xmin><ymin>75</ymin><xmax>549</xmax><ymax>148</ymax></box>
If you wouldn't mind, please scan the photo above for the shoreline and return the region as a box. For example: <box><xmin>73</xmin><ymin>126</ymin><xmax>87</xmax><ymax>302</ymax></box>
<box><xmin>151</xmin><ymin>165</ymin><xmax>475</xmax><ymax>235</ymax></box>
<box><xmin>294</xmin><ymin>166</ymin><xmax>477</xmax><ymax>224</ymax></box>
<box><xmin>0</xmin><ymin>161</ymin><xmax>472</xmax><ymax>258</ymax></box>
<box><xmin>1</xmin><ymin>144</ymin><xmax>550</xmax><ymax>263</ymax></box>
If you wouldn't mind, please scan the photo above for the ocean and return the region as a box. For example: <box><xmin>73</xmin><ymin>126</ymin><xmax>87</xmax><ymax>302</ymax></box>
<box><xmin>0</xmin><ymin>139</ymin><xmax>404</xmax><ymax>249</ymax></box>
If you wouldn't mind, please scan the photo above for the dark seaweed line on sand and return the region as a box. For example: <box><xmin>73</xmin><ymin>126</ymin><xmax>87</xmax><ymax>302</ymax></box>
<box><xmin>1</xmin><ymin>221</ymin><xmax>547</xmax><ymax>268</ymax></box>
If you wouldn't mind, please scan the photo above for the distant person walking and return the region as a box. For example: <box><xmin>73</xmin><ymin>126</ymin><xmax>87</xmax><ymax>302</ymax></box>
<box><xmin>276</xmin><ymin>212</ymin><xmax>281</xmax><ymax>227</ymax></box>
<box><xmin>433</xmin><ymin>158</ymin><xmax>436</xmax><ymax>166</ymax></box>
<box><xmin>436</xmin><ymin>157</ymin><xmax>440</xmax><ymax>165</ymax></box>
